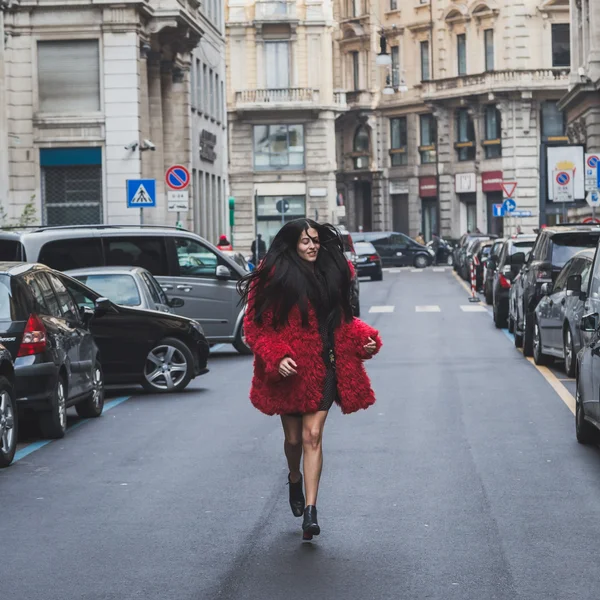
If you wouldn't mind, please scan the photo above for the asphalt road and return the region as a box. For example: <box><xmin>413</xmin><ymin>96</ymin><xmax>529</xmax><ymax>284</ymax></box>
<box><xmin>3</xmin><ymin>267</ymin><xmax>600</xmax><ymax>600</ymax></box>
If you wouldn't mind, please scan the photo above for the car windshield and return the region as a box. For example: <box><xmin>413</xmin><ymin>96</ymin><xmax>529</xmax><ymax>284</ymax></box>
<box><xmin>552</xmin><ymin>233</ymin><xmax>600</xmax><ymax>268</ymax></box>
<box><xmin>510</xmin><ymin>241</ymin><xmax>534</xmax><ymax>255</ymax></box>
<box><xmin>73</xmin><ymin>274</ymin><xmax>142</xmax><ymax>307</ymax></box>
<box><xmin>354</xmin><ymin>242</ymin><xmax>376</xmax><ymax>255</ymax></box>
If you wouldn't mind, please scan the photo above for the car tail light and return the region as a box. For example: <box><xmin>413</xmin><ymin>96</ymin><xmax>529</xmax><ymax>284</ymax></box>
<box><xmin>499</xmin><ymin>274</ymin><xmax>511</xmax><ymax>289</ymax></box>
<box><xmin>369</xmin><ymin>255</ymin><xmax>379</xmax><ymax>261</ymax></box>
<box><xmin>17</xmin><ymin>314</ymin><xmax>47</xmax><ymax>357</ymax></box>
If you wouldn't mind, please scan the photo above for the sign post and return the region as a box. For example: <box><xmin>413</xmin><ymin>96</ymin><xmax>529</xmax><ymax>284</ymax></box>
<box><xmin>165</xmin><ymin>165</ymin><xmax>190</xmax><ymax>229</ymax></box>
<box><xmin>127</xmin><ymin>179</ymin><xmax>156</xmax><ymax>224</ymax></box>
<box><xmin>501</xmin><ymin>182</ymin><xmax>517</xmax><ymax>236</ymax></box>
<box><xmin>586</xmin><ymin>153</ymin><xmax>599</xmax><ymax>192</ymax></box>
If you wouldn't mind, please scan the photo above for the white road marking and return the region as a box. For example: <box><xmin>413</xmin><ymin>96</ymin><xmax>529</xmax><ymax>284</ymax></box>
<box><xmin>369</xmin><ymin>305</ymin><xmax>395</xmax><ymax>313</ymax></box>
<box><xmin>432</xmin><ymin>267</ymin><xmax>446</xmax><ymax>272</ymax></box>
<box><xmin>460</xmin><ymin>304</ymin><xmax>487</xmax><ymax>312</ymax></box>
<box><xmin>415</xmin><ymin>305</ymin><xmax>441</xmax><ymax>312</ymax></box>
<box><xmin>388</xmin><ymin>268</ymin><xmax>404</xmax><ymax>273</ymax></box>
<box><xmin>411</xmin><ymin>269</ymin><xmax>424</xmax><ymax>273</ymax></box>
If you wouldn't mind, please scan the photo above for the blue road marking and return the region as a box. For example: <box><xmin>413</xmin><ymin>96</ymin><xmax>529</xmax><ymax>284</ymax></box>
<box><xmin>13</xmin><ymin>395</ymin><xmax>131</xmax><ymax>464</ymax></box>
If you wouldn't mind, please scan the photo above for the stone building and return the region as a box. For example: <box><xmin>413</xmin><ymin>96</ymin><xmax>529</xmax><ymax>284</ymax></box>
<box><xmin>333</xmin><ymin>0</ymin><xmax>571</xmax><ymax>239</ymax></box>
<box><xmin>0</xmin><ymin>0</ymin><xmax>227</xmax><ymax>240</ymax></box>
<box><xmin>226</xmin><ymin>0</ymin><xmax>347</xmax><ymax>252</ymax></box>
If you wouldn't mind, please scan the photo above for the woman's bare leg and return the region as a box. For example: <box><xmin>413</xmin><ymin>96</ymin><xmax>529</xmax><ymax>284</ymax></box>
<box><xmin>280</xmin><ymin>415</ymin><xmax>303</xmax><ymax>482</ymax></box>
<box><xmin>302</xmin><ymin>410</ymin><xmax>329</xmax><ymax>506</ymax></box>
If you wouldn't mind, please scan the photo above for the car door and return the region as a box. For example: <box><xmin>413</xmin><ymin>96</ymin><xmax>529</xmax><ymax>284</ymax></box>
<box><xmin>369</xmin><ymin>234</ymin><xmax>394</xmax><ymax>266</ymax></box>
<box><xmin>45</xmin><ymin>272</ymin><xmax>94</xmax><ymax>398</ymax></box>
<box><xmin>389</xmin><ymin>234</ymin><xmax>412</xmax><ymax>266</ymax></box>
<box><xmin>162</xmin><ymin>236</ymin><xmax>239</xmax><ymax>340</ymax></box>
<box><xmin>140</xmin><ymin>271</ymin><xmax>171</xmax><ymax>313</ymax></box>
<box><xmin>571</xmin><ymin>257</ymin><xmax>593</xmax><ymax>354</ymax></box>
<box><xmin>581</xmin><ymin>250</ymin><xmax>600</xmax><ymax>420</ymax></box>
<box><xmin>544</xmin><ymin>261</ymin><xmax>573</xmax><ymax>350</ymax></box>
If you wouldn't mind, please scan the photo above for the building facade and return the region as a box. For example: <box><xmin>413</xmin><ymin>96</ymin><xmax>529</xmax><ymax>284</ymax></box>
<box><xmin>333</xmin><ymin>0</ymin><xmax>571</xmax><ymax>240</ymax></box>
<box><xmin>226</xmin><ymin>0</ymin><xmax>347</xmax><ymax>252</ymax></box>
<box><xmin>0</xmin><ymin>0</ymin><xmax>227</xmax><ymax>241</ymax></box>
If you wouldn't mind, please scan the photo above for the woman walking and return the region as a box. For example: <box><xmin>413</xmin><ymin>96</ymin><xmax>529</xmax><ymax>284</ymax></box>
<box><xmin>238</xmin><ymin>219</ymin><xmax>382</xmax><ymax>540</ymax></box>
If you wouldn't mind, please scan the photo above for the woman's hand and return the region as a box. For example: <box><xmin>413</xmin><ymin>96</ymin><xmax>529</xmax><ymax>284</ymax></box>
<box><xmin>363</xmin><ymin>337</ymin><xmax>377</xmax><ymax>355</ymax></box>
<box><xmin>278</xmin><ymin>357</ymin><xmax>298</xmax><ymax>378</ymax></box>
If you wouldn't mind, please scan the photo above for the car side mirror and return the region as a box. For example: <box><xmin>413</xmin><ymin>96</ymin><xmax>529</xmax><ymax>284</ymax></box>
<box><xmin>80</xmin><ymin>305</ymin><xmax>95</xmax><ymax>324</ymax></box>
<box><xmin>168</xmin><ymin>297</ymin><xmax>185</xmax><ymax>309</ymax></box>
<box><xmin>566</xmin><ymin>274</ymin><xmax>582</xmax><ymax>297</ymax></box>
<box><xmin>216</xmin><ymin>265</ymin><xmax>232</xmax><ymax>280</ymax></box>
<box><xmin>541</xmin><ymin>282</ymin><xmax>553</xmax><ymax>296</ymax></box>
<box><xmin>487</xmin><ymin>259</ymin><xmax>496</xmax><ymax>270</ymax></box>
<box><xmin>95</xmin><ymin>297</ymin><xmax>114</xmax><ymax>313</ymax></box>
<box><xmin>581</xmin><ymin>312</ymin><xmax>599</xmax><ymax>332</ymax></box>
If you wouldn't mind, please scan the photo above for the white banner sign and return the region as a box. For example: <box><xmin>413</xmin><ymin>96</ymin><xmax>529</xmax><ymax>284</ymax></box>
<box><xmin>455</xmin><ymin>173</ymin><xmax>476</xmax><ymax>194</ymax></box>
<box><xmin>167</xmin><ymin>190</ymin><xmax>189</xmax><ymax>212</ymax></box>
<box><xmin>547</xmin><ymin>146</ymin><xmax>585</xmax><ymax>201</ymax></box>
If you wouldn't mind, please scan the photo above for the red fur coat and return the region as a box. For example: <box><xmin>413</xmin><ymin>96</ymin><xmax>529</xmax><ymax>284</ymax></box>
<box><xmin>244</xmin><ymin>292</ymin><xmax>382</xmax><ymax>416</ymax></box>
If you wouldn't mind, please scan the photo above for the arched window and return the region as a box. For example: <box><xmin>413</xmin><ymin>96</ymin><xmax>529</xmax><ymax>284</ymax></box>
<box><xmin>352</xmin><ymin>126</ymin><xmax>370</xmax><ymax>169</ymax></box>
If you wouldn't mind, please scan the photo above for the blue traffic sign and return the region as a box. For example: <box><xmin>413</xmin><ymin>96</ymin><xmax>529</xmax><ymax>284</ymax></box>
<box><xmin>492</xmin><ymin>203</ymin><xmax>506</xmax><ymax>217</ymax></box>
<box><xmin>502</xmin><ymin>198</ymin><xmax>517</xmax><ymax>214</ymax></box>
<box><xmin>127</xmin><ymin>179</ymin><xmax>156</xmax><ymax>208</ymax></box>
<box><xmin>510</xmin><ymin>210</ymin><xmax>532</xmax><ymax>218</ymax></box>
<box><xmin>166</xmin><ymin>165</ymin><xmax>190</xmax><ymax>190</ymax></box>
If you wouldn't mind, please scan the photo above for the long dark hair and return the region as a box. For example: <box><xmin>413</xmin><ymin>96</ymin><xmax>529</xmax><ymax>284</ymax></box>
<box><xmin>237</xmin><ymin>219</ymin><xmax>353</xmax><ymax>328</ymax></box>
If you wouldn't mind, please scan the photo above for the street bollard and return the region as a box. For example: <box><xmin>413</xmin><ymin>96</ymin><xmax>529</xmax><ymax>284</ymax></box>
<box><xmin>469</xmin><ymin>257</ymin><xmax>480</xmax><ymax>303</ymax></box>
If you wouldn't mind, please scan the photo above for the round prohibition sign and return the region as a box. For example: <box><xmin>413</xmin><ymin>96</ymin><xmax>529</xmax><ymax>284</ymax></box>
<box><xmin>556</xmin><ymin>171</ymin><xmax>571</xmax><ymax>186</ymax></box>
<box><xmin>166</xmin><ymin>165</ymin><xmax>190</xmax><ymax>190</ymax></box>
<box><xmin>587</xmin><ymin>155</ymin><xmax>599</xmax><ymax>169</ymax></box>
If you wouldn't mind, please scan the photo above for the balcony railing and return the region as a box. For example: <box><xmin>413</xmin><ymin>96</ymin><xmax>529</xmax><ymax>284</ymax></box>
<box><xmin>422</xmin><ymin>69</ymin><xmax>570</xmax><ymax>99</ymax></box>
<box><xmin>255</xmin><ymin>1</ymin><xmax>297</xmax><ymax>21</ymax></box>
<box><xmin>235</xmin><ymin>88</ymin><xmax>318</xmax><ymax>109</ymax></box>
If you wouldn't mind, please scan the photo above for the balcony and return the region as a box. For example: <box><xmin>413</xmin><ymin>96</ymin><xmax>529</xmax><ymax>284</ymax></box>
<box><xmin>346</xmin><ymin>90</ymin><xmax>376</xmax><ymax>110</ymax></box>
<box><xmin>421</xmin><ymin>69</ymin><xmax>570</xmax><ymax>101</ymax></box>
<box><xmin>234</xmin><ymin>88</ymin><xmax>348</xmax><ymax>113</ymax></box>
<box><xmin>255</xmin><ymin>1</ymin><xmax>297</xmax><ymax>22</ymax></box>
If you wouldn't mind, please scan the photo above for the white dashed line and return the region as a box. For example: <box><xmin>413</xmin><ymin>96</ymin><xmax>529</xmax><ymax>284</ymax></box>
<box><xmin>415</xmin><ymin>305</ymin><xmax>441</xmax><ymax>312</ymax></box>
<box><xmin>410</xmin><ymin>269</ymin><xmax>424</xmax><ymax>273</ymax></box>
<box><xmin>369</xmin><ymin>305</ymin><xmax>395</xmax><ymax>313</ymax></box>
<box><xmin>432</xmin><ymin>267</ymin><xmax>446</xmax><ymax>272</ymax></box>
<box><xmin>388</xmin><ymin>268</ymin><xmax>404</xmax><ymax>273</ymax></box>
<box><xmin>460</xmin><ymin>304</ymin><xmax>488</xmax><ymax>312</ymax></box>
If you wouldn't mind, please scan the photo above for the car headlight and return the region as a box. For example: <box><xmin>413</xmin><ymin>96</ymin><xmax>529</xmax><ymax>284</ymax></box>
<box><xmin>191</xmin><ymin>320</ymin><xmax>204</xmax><ymax>335</ymax></box>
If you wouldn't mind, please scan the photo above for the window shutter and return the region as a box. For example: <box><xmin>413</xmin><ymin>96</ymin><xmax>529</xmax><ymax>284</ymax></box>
<box><xmin>38</xmin><ymin>40</ymin><xmax>100</xmax><ymax>113</ymax></box>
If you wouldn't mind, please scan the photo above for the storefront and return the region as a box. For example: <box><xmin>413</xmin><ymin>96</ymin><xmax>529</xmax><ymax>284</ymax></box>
<box><xmin>256</xmin><ymin>195</ymin><xmax>306</xmax><ymax>248</ymax></box>
<box><xmin>482</xmin><ymin>171</ymin><xmax>504</xmax><ymax>236</ymax></box>
<box><xmin>419</xmin><ymin>176</ymin><xmax>438</xmax><ymax>241</ymax></box>
<box><xmin>455</xmin><ymin>173</ymin><xmax>477</xmax><ymax>233</ymax></box>
<box><xmin>389</xmin><ymin>179</ymin><xmax>409</xmax><ymax>234</ymax></box>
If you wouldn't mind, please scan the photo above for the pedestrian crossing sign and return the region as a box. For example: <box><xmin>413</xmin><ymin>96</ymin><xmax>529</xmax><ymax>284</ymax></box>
<box><xmin>127</xmin><ymin>179</ymin><xmax>156</xmax><ymax>208</ymax></box>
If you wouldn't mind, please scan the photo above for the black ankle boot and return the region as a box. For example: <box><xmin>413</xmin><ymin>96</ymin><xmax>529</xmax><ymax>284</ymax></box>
<box><xmin>302</xmin><ymin>505</ymin><xmax>320</xmax><ymax>536</ymax></box>
<box><xmin>288</xmin><ymin>474</ymin><xmax>305</xmax><ymax>517</ymax></box>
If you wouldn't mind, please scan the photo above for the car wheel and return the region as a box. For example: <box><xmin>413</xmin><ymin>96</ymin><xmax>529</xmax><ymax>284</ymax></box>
<box><xmin>493</xmin><ymin>303</ymin><xmax>506</xmax><ymax>329</ymax></box>
<box><xmin>576</xmin><ymin>380</ymin><xmax>598</xmax><ymax>445</ymax></box>
<box><xmin>533</xmin><ymin>318</ymin><xmax>552</xmax><ymax>366</ymax></box>
<box><xmin>414</xmin><ymin>254</ymin><xmax>429</xmax><ymax>269</ymax></box>
<box><xmin>0</xmin><ymin>376</ymin><xmax>17</xmax><ymax>468</ymax></box>
<box><xmin>39</xmin><ymin>375</ymin><xmax>67</xmax><ymax>439</ymax></box>
<box><xmin>141</xmin><ymin>337</ymin><xmax>194</xmax><ymax>393</ymax></box>
<box><xmin>508</xmin><ymin>314</ymin><xmax>515</xmax><ymax>334</ymax></box>
<box><xmin>523</xmin><ymin>311</ymin><xmax>534</xmax><ymax>357</ymax></box>
<box><xmin>564</xmin><ymin>327</ymin><xmax>576</xmax><ymax>378</ymax></box>
<box><xmin>485</xmin><ymin>283</ymin><xmax>493</xmax><ymax>306</ymax></box>
<box><xmin>75</xmin><ymin>361</ymin><xmax>105</xmax><ymax>418</ymax></box>
<box><xmin>371</xmin><ymin>270</ymin><xmax>383</xmax><ymax>282</ymax></box>
<box><xmin>233</xmin><ymin>323</ymin><xmax>253</xmax><ymax>355</ymax></box>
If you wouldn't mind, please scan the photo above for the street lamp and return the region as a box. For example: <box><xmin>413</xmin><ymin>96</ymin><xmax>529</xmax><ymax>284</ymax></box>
<box><xmin>376</xmin><ymin>33</ymin><xmax>392</xmax><ymax>66</ymax></box>
<box><xmin>382</xmin><ymin>74</ymin><xmax>395</xmax><ymax>95</ymax></box>
<box><xmin>397</xmin><ymin>77</ymin><xmax>408</xmax><ymax>94</ymax></box>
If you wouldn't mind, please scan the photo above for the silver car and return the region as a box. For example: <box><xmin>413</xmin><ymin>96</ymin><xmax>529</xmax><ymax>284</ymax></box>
<box><xmin>65</xmin><ymin>266</ymin><xmax>184</xmax><ymax>314</ymax></box>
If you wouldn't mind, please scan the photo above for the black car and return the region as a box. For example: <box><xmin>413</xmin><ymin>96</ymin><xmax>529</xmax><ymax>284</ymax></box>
<box><xmin>0</xmin><ymin>263</ymin><xmax>104</xmax><ymax>439</ymax></box>
<box><xmin>491</xmin><ymin>235</ymin><xmax>536</xmax><ymax>328</ymax></box>
<box><xmin>351</xmin><ymin>232</ymin><xmax>433</xmax><ymax>268</ymax></box>
<box><xmin>511</xmin><ymin>226</ymin><xmax>600</xmax><ymax>356</ymax></box>
<box><xmin>483</xmin><ymin>238</ymin><xmax>506</xmax><ymax>304</ymax></box>
<box><xmin>338</xmin><ymin>228</ymin><xmax>361</xmax><ymax>316</ymax></box>
<box><xmin>0</xmin><ymin>343</ymin><xmax>17</xmax><ymax>467</ymax></box>
<box><xmin>453</xmin><ymin>233</ymin><xmax>491</xmax><ymax>276</ymax></box>
<box><xmin>57</xmin><ymin>273</ymin><xmax>210</xmax><ymax>394</ymax></box>
<box><xmin>428</xmin><ymin>237</ymin><xmax>454</xmax><ymax>266</ymax></box>
<box><xmin>533</xmin><ymin>249</ymin><xmax>593</xmax><ymax>374</ymax></box>
<box><xmin>354</xmin><ymin>242</ymin><xmax>383</xmax><ymax>281</ymax></box>
<box><xmin>461</xmin><ymin>235</ymin><xmax>496</xmax><ymax>280</ymax></box>
<box><xmin>469</xmin><ymin>239</ymin><xmax>494</xmax><ymax>290</ymax></box>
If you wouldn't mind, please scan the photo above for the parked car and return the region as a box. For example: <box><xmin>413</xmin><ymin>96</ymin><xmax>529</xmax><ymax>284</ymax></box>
<box><xmin>56</xmin><ymin>272</ymin><xmax>210</xmax><ymax>394</ymax></box>
<box><xmin>510</xmin><ymin>225</ymin><xmax>600</xmax><ymax>356</ymax></box>
<box><xmin>492</xmin><ymin>236</ymin><xmax>536</xmax><ymax>328</ymax></box>
<box><xmin>453</xmin><ymin>233</ymin><xmax>491</xmax><ymax>276</ymax></box>
<box><xmin>220</xmin><ymin>251</ymin><xmax>251</xmax><ymax>273</ymax></box>
<box><xmin>0</xmin><ymin>226</ymin><xmax>250</xmax><ymax>354</ymax></box>
<box><xmin>483</xmin><ymin>238</ymin><xmax>507</xmax><ymax>304</ymax></box>
<box><xmin>469</xmin><ymin>239</ymin><xmax>494</xmax><ymax>290</ymax></box>
<box><xmin>338</xmin><ymin>227</ymin><xmax>361</xmax><ymax>316</ymax></box>
<box><xmin>0</xmin><ymin>262</ymin><xmax>104</xmax><ymax>439</ymax></box>
<box><xmin>351</xmin><ymin>231</ymin><xmax>434</xmax><ymax>268</ymax></box>
<box><xmin>427</xmin><ymin>237</ymin><xmax>454</xmax><ymax>266</ymax></box>
<box><xmin>354</xmin><ymin>242</ymin><xmax>383</xmax><ymax>281</ymax></box>
<box><xmin>533</xmin><ymin>249</ymin><xmax>593</xmax><ymax>374</ymax></box>
<box><xmin>65</xmin><ymin>266</ymin><xmax>184</xmax><ymax>314</ymax></box>
<box><xmin>0</xmin><ymin>342</ymin><xmax>17</xmax><ymax>467</ymax></box>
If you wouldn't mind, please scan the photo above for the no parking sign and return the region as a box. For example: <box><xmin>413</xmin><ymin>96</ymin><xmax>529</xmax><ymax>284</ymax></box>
<box><xmin>586</xmin><ymin>153</ymin><xmax>600</xmax><ymax>191</ymax></box>
<box><xmin>553</xmin><ymin>169</ymin><xmax>575</xmax><ymax>203</ymax></box>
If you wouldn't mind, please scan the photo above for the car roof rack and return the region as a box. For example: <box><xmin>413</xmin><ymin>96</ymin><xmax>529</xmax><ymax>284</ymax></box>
<box><xmin>546</xmin><ymin>223</ymin><xmax>600</xmax><ymax>228</ymax></box>
<box><xmin>31</xmin><ymin>224</ymin><xmax>185</xmax><ymax>233</ymax></box>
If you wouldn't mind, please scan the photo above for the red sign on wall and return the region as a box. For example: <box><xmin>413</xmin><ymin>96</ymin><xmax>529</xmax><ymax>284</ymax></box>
<box><xmin>419</xmin><ymin>176</ymin><xmax>437</xmax><ymax>198</ymax></box>
<box><xmin>481</xmin><ymin>171</ymin><xmax>503</xmax><ymax>192</ymax></box>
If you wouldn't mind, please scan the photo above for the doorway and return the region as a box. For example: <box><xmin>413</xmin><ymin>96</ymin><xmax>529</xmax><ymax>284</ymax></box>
<box><xmin>354</xmin><ymin>181</ymin><xmax>372</xmax><ymax>231</ymax></box>
<box><xmin>391</xmin><ymin>194</ymin><xmax>409</xmax><ymax>234</ymax></box>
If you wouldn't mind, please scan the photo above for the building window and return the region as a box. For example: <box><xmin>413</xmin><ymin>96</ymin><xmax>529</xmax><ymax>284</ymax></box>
<box><xmin>209</xmin><ymin>69</ymin><xmax>215</xmax><ymax>118</ymax></box>
<box><xmin>484</xmin><ymin>105</ymin><xmax>502</xmax><ymax>159</ymax></box>
<box><xmin>196</xmin><ymin>60</ymin><xmax>202</xmax><ymax>112</ymax></box>
<box><xmin>390</xmin><ymin>117</ymin><xmax>408</xmax><ymax>167</ymax></box>
<box><xmin>353</xmin><ymin>125</ymin><xmax>370</xmax><ymax>170</ymax></box>
<box><xmin>390</xmin><ymin>0</ymin><xmax>397</xmax><ymax>10</ymax></box>
<box><xmin>40</xmin><ymin>148</ymin><xmax>103</xmax><ymax>226</ymax></box>
<box><xmin>457</xmin><ymin>34</ymin><xmax>467</xmax><ymax>76</ymax></box>
<box><xmin>265</xmin><ymin>41</ymin><xmax>290</xmax><ymax>88</ymax></box>
<box><xmin>551</xmin><ymin>23</ymin><xmax>570</xmax><ymax>68</ymax></box>
<box><xmin>203</xmin><ymin>65</ymin><xmax>209</xmax><ymax>114</ymax></box>
<box><xmin>38</xmin><ymin>40</ymin><xmax>100</xmax><ymax>113</ymax></box>
<box><xmin>254</xmin><ymin>124</ymin><xmax>304</xmax><ymax>170</ymax></box>
<box><xmin>257</xmin><ymin>196</ymin><xmax>306</xmax><ymax>247</ymax></box>
<box><xmin>352</xmin><ymin>51</ymin><xmax>360</xmax><ymax>90</ymax></box>
<box><xmin>221</xmin><ymin>80</ymin><xmax>225</xmax><ymax>123</ymax></box>
<box><xmin>420</xmin><ymin>41</ymin><xmax>430</xmax><ymax>81</ymax></box>
<box><xmin>455</xmin><ymin>108</ymin><xmax>475</xmax><ymax>161</ymax></box>
<box><xmin>541</xmin><ymin>101</ymin><xmax>566</xmax><ymax>140</ymax></box>
<box><xmin>391</xmin><ymin>46</ymin><xmax>400</xmax><ymax>88</ymax></box>
<box><xmin>484</xmin><ymin>29</ymin><xmax>494</xmax><ymax>72</ymax></box>
<box><xmin>419</xmin><ymin>114</ymin><xmax>436</xmax><ymax>164</ymax></box>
